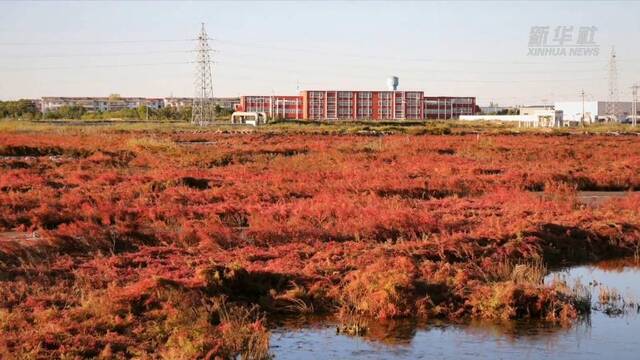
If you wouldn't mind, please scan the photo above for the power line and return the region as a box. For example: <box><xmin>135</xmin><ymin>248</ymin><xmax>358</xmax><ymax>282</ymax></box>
<box><xmin>0</xmin><ymin>46</ymin><xmax>621</xmax><ymax>77</ymax></box>
<box><xmin>2</xmin><ymin>35</ymin><xmax>638</xmax><ymax>65</ymax></box>
<box><xmin>215</xmin><ymin>38</ymin><xmax>635</xmax><ymax>65</ymax></box>
<box><xmin>0</xmin><ymin>49</ymin><xmax>197</xmax><ymax>59</ymax></box>
<box><xmin>0</xmin><ymin>35</ymin><xmax>621</xmax><ymax>103</ymax></box>
<box><xmin>215</xmin><ymin>51</ymin><xmax>618</xmax><ymax>75</ymax></box>
<box><xmin>0</xmin><ymin>61</ymin><xmax>194</xmax><ymax>72</ymax></box>
<box><xmin>0</xmin><ymin>38</ymin><xmax>197</xmax><ymax>46</ymax></box>
<box><xmin>214</xmin><ymin>59</ymin><xmax>606</xmax><ymax>84</ymax></box>
<box><xmin>0</xmin><ymin>50</ymin><xmax>604</xmax><ymax>88</ymax></box>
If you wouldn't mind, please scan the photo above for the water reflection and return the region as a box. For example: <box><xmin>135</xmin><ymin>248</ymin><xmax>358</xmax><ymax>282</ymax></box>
<box><xmin>274</xmin><ymin>316</ymin><xmax>427</xmax><ymax>344</ymax></box>
<box><xmin>271</xmin><ymin>258</ymin><xmax>640</xmax><ymax>359</ymax></box>
<box><xmin>548</xmin><ymin>257</ymin><xmax>640</xmax><ymax>318</ymax></box>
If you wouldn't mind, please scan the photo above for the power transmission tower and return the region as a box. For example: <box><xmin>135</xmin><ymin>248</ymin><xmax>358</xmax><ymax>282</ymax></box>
<box><xmin>192</xmin><ymin>23</ymin><xmax>215</xmax><ymax>126</ymax></box>
<box><xmin>632</xmin><ymin>84</ymin><xmax>639</xmax><ymax>126</ymax></box>
<box><xmin>607</xmin><ymin>46</ymin><xmax>618</xmax><ymax>121</ymax></box>
<box><xmin>580</xmin><ymin>89</ymin><xmax>586</xmax><ymax>127</ymax></box>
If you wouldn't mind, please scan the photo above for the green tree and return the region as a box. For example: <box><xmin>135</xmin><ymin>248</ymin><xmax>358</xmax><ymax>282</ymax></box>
<box><xmin>0</xmin><ymin>99</ymin><xmax>39</xmax><ymax>119</ymax></box>
<box><xmin>137</xmin><ymin>105</ymin><xmax>148</xmax><ymax>120</ymax></box>
<box><xmin>179</xmin><ymin>106</ymin><xmax>192</xmax><ymax>121</ymax></box>
<box><xmin>52</xmin><ymin>105</ymin><xmax>86</xmax><ymax>119</ymax></box>
<box><xmin>157</xmin><ymin>106</ymin><xmax>178</xmax><ymax>120</ymax></box>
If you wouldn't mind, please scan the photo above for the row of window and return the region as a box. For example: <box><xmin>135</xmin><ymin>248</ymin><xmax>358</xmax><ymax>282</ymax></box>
<box><xmin>425</xmin><ymin>99</ymin><xmax>474</xmax><ymax>105</ymax></box>
<box><xmin>425</xmin><ymin>110</ymin><xmax>474</xmax><ymax>114</ymax></box>
<box><xmin>273</xmin><ymin>109</ymin><xmax>301</xmax><ymax>114</ymax></box>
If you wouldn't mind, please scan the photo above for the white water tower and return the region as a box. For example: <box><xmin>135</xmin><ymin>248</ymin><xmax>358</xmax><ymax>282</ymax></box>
<box><xmin>387</xmin><ymin>76</ymin><xmax>399</xmax><ymax>91</ymax></box>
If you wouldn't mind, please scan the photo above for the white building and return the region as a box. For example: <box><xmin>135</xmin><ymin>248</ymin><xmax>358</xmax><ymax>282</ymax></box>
<box><xmin>41</xmin><ymin>97</ymin><xmax>164</xmax><ymax>113</ymax></box>
<box><xmin>163</xmin><ymin>97</ymin><xmax>192</xmax><ymax>109</ymax></box>
<box><xmin>230</xmin><ymin>111</ymin><xmax>268</xmax><ymax>126</ymax></box>
<box><xmin>164</xmin><ymin>97</ymin><xmax>240</xmax><ymax>110</ymax></box>
<box><xmin>480</xmin><ymin>104</ymin><xmax>512</xmax><ymax>114</ymax></box>
<box><xmin>554</xmin><ymin>101</ymin><xmax>637</xmax><ymax>124</ymax></box>
<box><xmin>459</xmin><ymin>106</ymin><xmax>563</xmax><ymax>127</ymax></box>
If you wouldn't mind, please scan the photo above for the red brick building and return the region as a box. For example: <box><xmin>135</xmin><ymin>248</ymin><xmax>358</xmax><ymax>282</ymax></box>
<box><xmin>301</xmin><ymin>90</ymin><xmax>426</xmax><ymax>120</ymax></box>
<box><xmin>235</xmin><ymin>90</ymin><xmax>476</xmax><ymax>120</ymax></box>
<box><xmin>424</xmin><ymin>96</ymin><xmax>476</xmax><ymax>120</ymax></box>
<box><xmin>236</xmin><ymin>95</ymin><xmax>303</xmax><ymax>119</ymax></box>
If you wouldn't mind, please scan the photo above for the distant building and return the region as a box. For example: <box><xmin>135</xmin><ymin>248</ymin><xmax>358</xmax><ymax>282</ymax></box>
<box><xmin>235</xmin><ymin>90</ymin><xmax>476</xmax><ymax>120</ymax></box>
<box><xmin>163</xmin><ymin>97</ymin><xmax>192</xmax><ymax>110</ymax></box>
<box><xmin>41</xmin><ymin>97</ymin><xmax>163</xmax><ymax>113</ymax></box>
<box><xmin>424</xmin><ymin>96</ymin><xmax>476</xmax><ymax>120</ymax></box>
<box><xmin>214</xmin><ymin>97</ymin><xmax>240</xmax><ymax>110</ymax></box>
<box><xmin>480</xmin><ymin>103</ymin><xmax>512</xmax><ymax>115</ymax></box>
<box><xmin>301</xmin><ymin>90</ymin><xmax>426</xmax><ymax>120</ymax></box>
<box><xmin>554</xmin><ymin>101</ymin><xmax>638</xmax><ymax>123</ymax></box>
<box><xmin>460</xmin><ymin>105</ymin><xmax>563</xmax><ymax>127</ymax></box>
<box><xmin>519</xmin><ymin>106</ymin><xmax>563</xmax><ymax>127</ymax></box>
<box><xmin>237</xmin><ymin>95</ymin><xmax>303</xmax><ymax>119</ymax></box>
<box><xmin>519</xmin><ymin>105</ymin><xmax>554</xmax><ymax>112</ymax></box>
<box><xmin>24</xmin><ymin>99</ymin><xmax>43</xmax><ymax>112</ymax></box>
<box><xmin>164</xmin><ymin>97</ymin><xmax>240</xmax><ymax>111</ymax></box>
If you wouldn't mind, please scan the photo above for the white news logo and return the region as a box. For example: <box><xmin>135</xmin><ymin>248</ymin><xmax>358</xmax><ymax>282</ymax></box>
<box><xmin>528</xmin><ymin>26</ymin><xmax>599</xmax><ymax>56</ymax></box>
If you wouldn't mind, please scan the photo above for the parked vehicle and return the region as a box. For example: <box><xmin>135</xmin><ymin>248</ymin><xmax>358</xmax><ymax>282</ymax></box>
<box><xmin>596</xmin><ymin>115</ymin><xmax>618</xmax><ymax>122</ymax></box>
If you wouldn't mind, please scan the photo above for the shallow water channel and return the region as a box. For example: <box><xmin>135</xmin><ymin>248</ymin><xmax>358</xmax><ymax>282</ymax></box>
<box><xmin>270</xmin><ymin>258</ymin><xmax>640</xmax><ymax>359</ymax></box>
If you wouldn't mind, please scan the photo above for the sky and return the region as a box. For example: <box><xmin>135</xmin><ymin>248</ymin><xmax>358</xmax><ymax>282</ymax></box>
<box><xmin>1</xmin><ymin>1</ymin><xmax>639</xmax><ymax>106</ymax></box>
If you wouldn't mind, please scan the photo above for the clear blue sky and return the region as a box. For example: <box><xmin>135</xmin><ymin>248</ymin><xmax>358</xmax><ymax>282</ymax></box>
<box><xmin>1</xmin><ymin>1</ymin><xmax>639</xmax><ymax>105</ymax></box>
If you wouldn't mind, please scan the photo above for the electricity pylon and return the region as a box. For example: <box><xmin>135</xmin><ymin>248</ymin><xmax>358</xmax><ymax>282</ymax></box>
<box><xmin>192</xmin><ymin>23</ymin><xmax>215</xmax><ymax>126</ymax></box>
<box><xmin>606</xmin><ymin>47</ymin><xmax>618</xmax><ymax>121</ymax></box>
<box><xmin>632</xmin><ymin>84</ymin><xmax>639</xmax><ymax>126</ymax></box>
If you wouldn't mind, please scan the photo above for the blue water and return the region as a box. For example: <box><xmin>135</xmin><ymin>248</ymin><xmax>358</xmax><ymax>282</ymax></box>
<box><xmin>271</xmin><ymin>259</ymin><xmax>640</xmax><ymax>359</ymax></box>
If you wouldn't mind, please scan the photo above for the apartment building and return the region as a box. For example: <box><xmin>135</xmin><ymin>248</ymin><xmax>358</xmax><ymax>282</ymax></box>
<box><xmin>236</xmin><ymin>90</ymin><xmax>476</xmax><ymax>120</ymax></box>
<box><xmin>41</xmin><ymin>97</ymin><xmax>164</xmax><ymax>113</ymax></box>
<box><xmin>164</xmin><ymin>97</ymin><xmax>240</xmax><ymax>110</ymax></box>
<box><xmin>424</xmin><ymin>96</ymin><xmax>476</xmax><ymax>120</ymax></box>
<box><xmin>236</xmin><ymin>95</ymin><xmax>304</xmax><ymax>119</ymax></box>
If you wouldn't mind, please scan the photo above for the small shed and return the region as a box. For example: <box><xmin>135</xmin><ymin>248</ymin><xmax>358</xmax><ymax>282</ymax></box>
<box><xmin>230</xmin><ymin>111</ymin><xmax>268</xmax><ymax>126</ymax></box>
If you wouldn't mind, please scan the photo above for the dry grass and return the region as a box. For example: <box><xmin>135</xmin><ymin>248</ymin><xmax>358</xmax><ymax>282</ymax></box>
<box><xmin>487</xmin><ymin>258</ymin><xmax>547</xmax><ymax>285</ymax></box>
<box><xmin>214</xmin><ymin>297</ymin><xmax>271</xmax><ymax>360</ymax></box>
<box><xmin>340</xmin><ymin>257</ymin><xmax>418</xmax><ymax>319</ymax></box>
<box><xmin>598</xmin><ymin>286</ymin><xmax>621</xmax><ymax>305</ymax></box>
<box><xmin>126</xmin><ymin>136</ymin><xmax>179</xmax><ymax>154</ymax></box>
<box><xmin>593</xmin><ymin>285</ymin><xmax>640</xmax><ymax>317</ymax></box>
<box><xmin>273</xmin><ymin>282</ymin><xmax>315</xmax><ymax>314</ymax></box>
<box><xmin>336</xmin><ymin>306</ymin><xmax>369</xmax><ymax>336</ymax></box>
<box><xmin>1</xmin><ymin>130</ymin><xmax>640</xmax><ymax>356</ymax></box>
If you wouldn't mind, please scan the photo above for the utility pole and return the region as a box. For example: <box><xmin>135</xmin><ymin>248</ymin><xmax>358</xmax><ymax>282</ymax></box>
<box><xmin>192</xmin><ymin>23</ymin><xmax>215</xmax><ymax>126</ymax></box>
<box><xmin>607</xmin><ymin>47</ymin><xmax>619</xmax><ymax>121</ymax></box>
<box><xmin>581</xmin><ymin>89</ymin><xmax>586</xmax><ymax>127</ymax></box>
<box><xmin>632</xmin><ymin>84</ymin><xmax>639</xmax><ymax>126</ymax></box>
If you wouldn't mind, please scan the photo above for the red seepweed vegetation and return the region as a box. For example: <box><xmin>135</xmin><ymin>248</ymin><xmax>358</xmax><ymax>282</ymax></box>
<box><xmin>1</xmin><ymin>131</ymin><xmax>639</xmax><ymax>358</ymax></box>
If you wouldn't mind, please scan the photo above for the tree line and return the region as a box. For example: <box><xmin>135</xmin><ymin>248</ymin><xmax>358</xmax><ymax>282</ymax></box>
<box><xmin>0</xmin><ymin>100</ymin><xmax>39</xmax><ymax>119</ymax></box>
<box><xmin>43</xmin><ymin>105</ymin><xmax>194</xmax><ymax>121</ymax></box>
<box><xmin>0</xmin><ymin>100</ymin><xmax>232</xmax><ymax>121</ymax></box>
